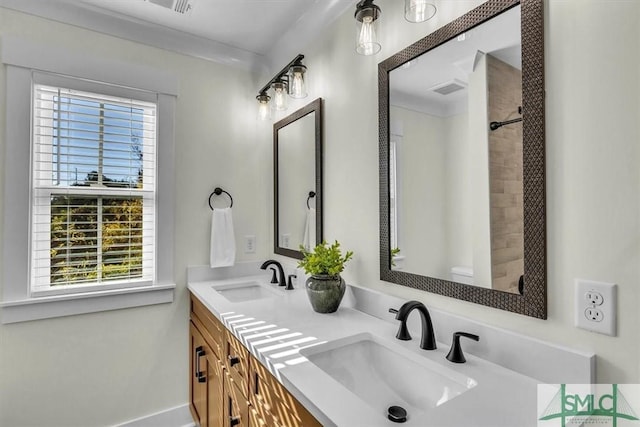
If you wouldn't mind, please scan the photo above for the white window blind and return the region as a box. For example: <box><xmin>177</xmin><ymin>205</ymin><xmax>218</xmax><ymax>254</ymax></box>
<box><xmin>31</xmin><ymin>83</ymin><xmax>157</xmax><ymax>295</ymax></box>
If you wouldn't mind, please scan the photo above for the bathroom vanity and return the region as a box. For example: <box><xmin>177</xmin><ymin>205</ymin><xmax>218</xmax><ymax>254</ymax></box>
<box><xmin>188</xmin><ymin>263</ymin><xmax>594</xmax><ymax>427</ymax></box>
<box><xmin>189</xmin><ymin>290</ymin><xmax>321</xmax><ymax>427</ymax></box>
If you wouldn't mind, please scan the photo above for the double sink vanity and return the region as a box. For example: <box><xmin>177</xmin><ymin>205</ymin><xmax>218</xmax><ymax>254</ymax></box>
<box><xmin>187</xmin><ymin>262</ymin><xmax>593</xmax><ymax>427</ymax></box>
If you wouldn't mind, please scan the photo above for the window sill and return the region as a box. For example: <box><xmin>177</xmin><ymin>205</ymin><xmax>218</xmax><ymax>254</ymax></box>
<box><xmin>0</xmin><ymin>283</ymin><xmax>175</xmax><ymax>324</ymax></box>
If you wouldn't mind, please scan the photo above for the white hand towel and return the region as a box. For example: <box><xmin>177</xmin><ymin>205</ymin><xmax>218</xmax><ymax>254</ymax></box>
<box><xmin>210</xmin><ymin>208</ymin><xmax>236</xmax><ymax>268</ymax></box>
<box><xmin>302</xmin><ymin>208</ymin><xmax>316</xmax><ymax>251</ymax></box>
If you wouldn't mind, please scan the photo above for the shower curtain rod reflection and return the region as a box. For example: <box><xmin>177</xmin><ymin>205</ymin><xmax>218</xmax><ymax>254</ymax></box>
<box><xmin>490</xmin><ymin>106</ymin><xmax>523</xmax><ymax>131</ymax></box>
<box><xmin>490</xmin><ymin>117</ymin><xmax>522</xmax><ymax>131</ymax></box>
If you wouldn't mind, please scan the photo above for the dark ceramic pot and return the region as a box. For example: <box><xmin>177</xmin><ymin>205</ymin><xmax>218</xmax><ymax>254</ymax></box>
<box><xmin>305</xmin><ymin>274</ymin><xmax>346</xmax><ymax>313</ymax></box>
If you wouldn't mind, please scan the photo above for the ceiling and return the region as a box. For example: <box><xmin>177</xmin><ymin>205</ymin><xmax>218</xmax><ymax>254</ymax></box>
<box><xmin>0</xmin><ymin>0</ymin><xmax>357</xmax><ymax>72</ymax></box>
<box><xmin>390</xmin><ymin>5</ymin><xmax>521</xmax><ymax>117</ymax></box>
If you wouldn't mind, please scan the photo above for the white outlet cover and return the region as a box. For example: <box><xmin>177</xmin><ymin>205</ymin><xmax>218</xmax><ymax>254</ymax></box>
<box><xmin>244</xmin><ymin>235</ymin><xmax>256</xmax><ymax>254</ymax></box>
<box><xmin>575</xmin><ymin>279</ymin><xmax>617</xmax><ymax>336</ymax></box>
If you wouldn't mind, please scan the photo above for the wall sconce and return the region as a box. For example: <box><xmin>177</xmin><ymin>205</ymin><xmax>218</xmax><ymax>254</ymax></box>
<box><xmin>404</xmin><ymin>0</ymin><xmax>436</xmax><ymax>23</ymax></box>
<box><xmin>256</xmin><ymin>93</ymin><xmax>271</xmax><ymax>120</ymax></box>
<box><xmin>256</xmin><ymin>54</ymin><xmax>307</xmax><ymax>120</ymax></box>
<box><xmin>354</xmin><ymin>0</ymin><xmax>438</xmax><ymax>56</ymax></box>
<box><xmin>355</xmin><ymin>0</ymin><xmax>381</xmax><ymax>56</ymax></box>
<box><xmin>271</xmin><ymin>79</ymin><xmax>288</xmax><ymax>111</ymax></box>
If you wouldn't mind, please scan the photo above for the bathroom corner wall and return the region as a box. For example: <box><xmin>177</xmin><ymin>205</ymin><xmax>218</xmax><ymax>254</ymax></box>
<box><xmin>280</xmin><ymin>0</ymin><xmax>640</xmax><ymax>384</ymax></box>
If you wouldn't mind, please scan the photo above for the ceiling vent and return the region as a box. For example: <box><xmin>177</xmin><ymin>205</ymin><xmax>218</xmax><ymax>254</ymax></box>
<box><xmin>429</xmin><ymin>79</ymin><xmax>467</xmax><ymax>96</ymax></box>
<box><xmin>146</xmin><ymin>0</ymin><xmax>194</xmax><ymax>14</ymax></box>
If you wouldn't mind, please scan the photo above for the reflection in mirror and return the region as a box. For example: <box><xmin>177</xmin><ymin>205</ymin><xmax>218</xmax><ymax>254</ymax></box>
<box><xmin>389</xmin><ymin>6</ymin><xmax>522</xmax><ymax>293</ymax></box>
<box><xmin>379</xmin><ymin>0</ymin><xmax>546</xmax><ymax>318</ymax></box>
<box><xmin>274</xmin><ymin>98</ymin><xmax>323</xmax><ymax>259</ymax></box>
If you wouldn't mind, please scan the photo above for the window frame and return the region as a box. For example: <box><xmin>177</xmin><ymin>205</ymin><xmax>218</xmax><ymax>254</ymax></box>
<box><xmin>1</xmin><ymin>37</ymin><xmax>177</xmax><ymax>323</ymax></box>
<box><xmin>31</xmin><ymin>78</ymin><xmax>157</xmax><ymax>296</ymax></box>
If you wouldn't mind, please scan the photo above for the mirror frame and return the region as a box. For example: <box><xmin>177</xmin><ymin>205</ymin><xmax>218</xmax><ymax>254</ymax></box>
<box><xmin>379</xmin><ymin>0</ymin><xmax>546</xmax><ymax>318</ymax></box>
<box><xmin>274</xmin><ymin>98</ymin><xmax>323</xmax><ymax>259</ymax></box>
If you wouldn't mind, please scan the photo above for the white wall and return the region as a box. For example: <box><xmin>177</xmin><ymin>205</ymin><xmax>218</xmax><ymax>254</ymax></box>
<box><xmin>468</xmin><ymin>53</ymin><xmax>492</xmax><ymax>288</ymax></box>
<box><xmin>390</xmin><ymin>105</ymin><xmax>448</xmax><ymax>276</ymax></box>
<box><xmin>274</xmin><ymin>0</ymin><xmax>639</xmax><ymax>384</ymax></box>
<box><xmin>0</xmin><ymin>7</ymin><xmax>270</xmax><ymax>427</ymax></box>
<box><xmin>443</xmin><ymin>113</ymin><xmax>472</xmax><ymax>276</ymax></box>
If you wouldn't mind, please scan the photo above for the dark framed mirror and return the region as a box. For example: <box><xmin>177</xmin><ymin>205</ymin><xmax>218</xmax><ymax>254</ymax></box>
<box><xmin>274</xmin><ymin>98</ymin><xmax>323</xmax><ymax>259</ymax></box>
<box><xmin>379</xmin><ymin>0</ymin><xmax>546</xmax><ymax>318</ymax></box>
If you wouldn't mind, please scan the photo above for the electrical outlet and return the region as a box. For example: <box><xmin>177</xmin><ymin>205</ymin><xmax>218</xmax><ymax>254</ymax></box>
<box><xmin>245</xmin><ymin>235</ymin><xmax>256</xmax><ymax>254</ymax></box>
<box><xmin>281</xmin><ymin>234</ymin><xmax>291</xmax><ymax>248</ymax></box>
<box><xmin>585</xmin><ymin>291</ymin><xmax>604</xmax><ymax>306</ymax></box>
<box><xmin>584</xmin><ymin>307</ymin><xmax>603</xmax><ymax>322</ymax></box>
<box><xmin>575</xmin><ymin>279</ymin><xmax>616</xmax><ymax>336</ymax></box>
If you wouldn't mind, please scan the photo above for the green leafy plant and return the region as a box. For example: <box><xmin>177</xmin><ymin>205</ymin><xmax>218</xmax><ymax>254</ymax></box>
<box><xmin>391</xmin><ymin>247</ymin><xmax>401</xmax><ymax>267</ymax></box>
<box><xmin>299</xmin><ymin>240</ymin><xmax>354</xmax><ymax>277</ymax></box>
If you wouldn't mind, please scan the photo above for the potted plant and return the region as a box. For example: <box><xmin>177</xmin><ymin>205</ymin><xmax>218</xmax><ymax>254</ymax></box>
<box><xmin>298</xmin><ymin>240</ymin><xmax>354</xmax><ymax>313</ymax></box>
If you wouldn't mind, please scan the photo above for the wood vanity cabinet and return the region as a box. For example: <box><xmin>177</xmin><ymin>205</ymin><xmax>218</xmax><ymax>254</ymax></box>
<box><xmin>189</xmin><ymin>294</ymin><xmax>321</xmax><ymax>427</ymax></box>
<box><xmin>190</xmin><ymin>306</ymin><xmax>224</xmax><ymax>427</ymax></box>
<box><xmin>250</xmin><ymin>357</ymin><xmax>321</xmax><ymax>427</ymax></box>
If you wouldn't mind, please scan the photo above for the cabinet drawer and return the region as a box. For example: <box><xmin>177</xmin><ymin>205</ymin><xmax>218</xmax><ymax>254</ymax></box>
<box><xmin>224</xmin><ymin>372</ymin><xmax>249</xmax><ymax>427</ymax></box>
<box><xmin>191</xmin><ymin>295</ymin><xmax>224</xmax><ymax>357</ymax></box>
<box><xmin>225</xmin><ymin>330</ymin><xmax>250</xmax><ymax>397</ymax></box>
<box><xmin>250</xmin><ymin>359</ymin><xmax>322</xmax><ymax>427</ymax></box>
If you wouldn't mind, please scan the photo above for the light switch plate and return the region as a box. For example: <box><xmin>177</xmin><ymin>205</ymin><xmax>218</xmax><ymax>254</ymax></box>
<box><xmin>244</xmin><ymin>235</ymin><xmax>256</xmax><ymax>254</ymax></box>
<box><xmin>575</xmin><ymin>279</ymin><xmax>617</xmax><ymax>336</ymax></box>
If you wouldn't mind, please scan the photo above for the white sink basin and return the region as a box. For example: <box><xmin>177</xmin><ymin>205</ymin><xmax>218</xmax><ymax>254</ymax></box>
<box><xmin>212</xmin><ymin>281</ymin><xmax>280</xmax><ymax>303</ymax></box>
<box><xmin>300</xmin><ymin>333</ymin><xmax>477</xmax><ymax>420</ymax></box>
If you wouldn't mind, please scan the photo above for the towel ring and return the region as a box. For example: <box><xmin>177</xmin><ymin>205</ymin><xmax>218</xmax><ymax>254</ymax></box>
<box><xmin>306</xmin><ymin>191</ymin><xmax>316</xmax><ymax>210</ymax></box>
<box><xmin>208</xmin><ymin>187</ymin><xmax>233</xmax><ymax>210</ymax></box>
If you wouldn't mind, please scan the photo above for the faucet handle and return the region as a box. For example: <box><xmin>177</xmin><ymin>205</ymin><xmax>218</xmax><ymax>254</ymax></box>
<box><xmin>269</xmin><ymin>267</ymin><xmax>278</xmax><ymax>284</ymax></box>
<box><xmin>446</xmin><ymin>332</ymin><xmax>479</xmax><ymax>364</ymax></box>
<box><xmin>389</xmin><ymin>308</ymin><xmax>412</xmax><ymax>340</ymax></box>
<box><xmin>286</xmin><ymin>274</ymin><xmax>297</xmax><ymax>290</ymax></box>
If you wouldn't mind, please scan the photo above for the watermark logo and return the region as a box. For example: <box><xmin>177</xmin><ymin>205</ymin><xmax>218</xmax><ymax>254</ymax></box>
<box><xmin>538</xmin><ymin>384</ymin><xmax>640</xmax><ymax>427</ymax></box>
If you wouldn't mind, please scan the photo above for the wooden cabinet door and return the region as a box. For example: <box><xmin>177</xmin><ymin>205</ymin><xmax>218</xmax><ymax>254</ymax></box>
<box><xmin>224</xmin><ymin>372</ymin><xmax>249</xmax><ymax>427</ymax></box>
<box><xmin>206</xmin><ymin>351</ymin><xmax>224</xmax><ymax>427</ymax></box>
<box><xmin>191</xmin><ymin>321</ymin><xmax>225</xmax><ymax>427</ymax></box>
<box><xmin>190</xmin><ymin>322</ymin><xmax>208</xmax><ymax>426</ymax></box>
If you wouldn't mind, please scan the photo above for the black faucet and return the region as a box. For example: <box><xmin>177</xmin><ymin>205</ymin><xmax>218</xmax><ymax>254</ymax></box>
<box><xmin>446</xmin><ymin>332</ymin><xmax>479</xmax><ymax>363</ymax></box>
<box><xmin>260</xmin><ymin>260</ymin><xmax>286</xmax><ymax>287</ymax></box>
<box><xmin>389</xmin><ymin>300</ymin><xmax>437</xmax><ymax>350</ymax></box>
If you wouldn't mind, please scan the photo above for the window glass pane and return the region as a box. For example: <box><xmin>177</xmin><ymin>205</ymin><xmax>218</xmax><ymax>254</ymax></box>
<box><xmin>102</xmin><ymin>197</ymin><xmax>143</xmax><ymax>280</ymax></box>
<box><xmin>50</xmin><ymin>196</ymin><xmax>98</xmax><ymax>285</ymax></box>
<box><xmin>51</xmin><ymin>96</ymin><xmax>146</xmax><ymax>188</ymax></box>
<box><xmin>49</xmin><ymin>196</ymin><xmax>144</xmax><ymax>286</ymax></box>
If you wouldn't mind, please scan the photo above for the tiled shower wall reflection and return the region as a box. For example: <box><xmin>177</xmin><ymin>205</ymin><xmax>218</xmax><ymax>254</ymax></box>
<box><xmin>487</xmin><ymin>54</ymin><xmax>524</xmax><ymax>293</ymax></box>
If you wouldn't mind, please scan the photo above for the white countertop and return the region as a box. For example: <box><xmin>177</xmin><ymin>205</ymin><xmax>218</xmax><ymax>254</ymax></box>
<box><xmin>188</xmin><ymin>272</ymin><xmax>545</xmax><ymax>427</ymax></box>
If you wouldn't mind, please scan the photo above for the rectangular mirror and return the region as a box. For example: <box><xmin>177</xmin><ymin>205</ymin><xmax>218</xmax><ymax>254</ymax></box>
<box><xmin>274</xmin><ymin>98</ymin><xmax>323</xmax><ymax>259</ymax></box>
<box><xmin>390</xmin><ymin>5</ymin><xmax>522</xmax><ymax>292</ymax></box>
<box><xmin>379</xmin><ymin>0</ymin><xmax>546</xmax><ymax>318</ymax></box>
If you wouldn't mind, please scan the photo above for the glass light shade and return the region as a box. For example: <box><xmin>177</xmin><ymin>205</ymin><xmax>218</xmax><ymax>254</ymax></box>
<box><xmin>256</xmin><ymin>94</ymin><xmax>271</xmax><ymax>121</ymax></box>
<box><xmin>289</xmin><ymin>65</ymin><xmax>307</xmax><ymax>99</ymax></box>
<box><xmin>355</xmin><ymin>1</ymin><xmax>381</xmax><ymax>56</ymax></box>
<box><xmin>271</xmin><ymin>81</ymin><xmax>288</xmax><ymax>111</ymax></box>
<box><xmin>404</xmin><ymin>0</ymin><xmax>436</xmax><ymax>23</ymax></box>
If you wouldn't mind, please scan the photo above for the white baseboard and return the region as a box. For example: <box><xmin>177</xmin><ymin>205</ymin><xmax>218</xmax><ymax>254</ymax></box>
<box><xmin>114</xmin><ymin>403</ymin><xmax>195</xmax><ymax>427</ymax></box>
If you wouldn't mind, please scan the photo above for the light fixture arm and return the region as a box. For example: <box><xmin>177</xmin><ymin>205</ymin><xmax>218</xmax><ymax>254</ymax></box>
<box><xmin>257</xmin><ymin>54</ymin><xmax>305</xmax><ymax>95</ymax></box>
